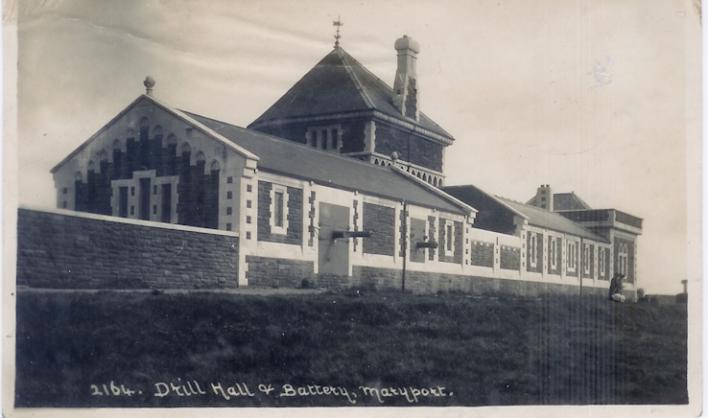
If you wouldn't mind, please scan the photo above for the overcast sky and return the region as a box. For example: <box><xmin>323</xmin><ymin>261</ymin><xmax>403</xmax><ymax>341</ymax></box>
<box><xmin>15</xmin><ymin>0</ymin><xmax>700</xmax><ymax>294</ymax></box>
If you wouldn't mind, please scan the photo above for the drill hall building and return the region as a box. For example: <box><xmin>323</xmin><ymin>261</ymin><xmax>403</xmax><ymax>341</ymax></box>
<box><xmin>17</xmin><ymin>35</ymin><xmax>642</xmax><ymax>298</ymax></box>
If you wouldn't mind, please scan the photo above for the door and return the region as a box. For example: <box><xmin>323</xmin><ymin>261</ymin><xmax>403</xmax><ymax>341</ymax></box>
<box><xmin>318</xmin><ymin>202</ymin><xmax>350</xmax><ymax>276</ymax></box>
<box><xmin>139</xmin><ymin>177</ymin><xmax>151</xmax><ymax>220</ymax></box>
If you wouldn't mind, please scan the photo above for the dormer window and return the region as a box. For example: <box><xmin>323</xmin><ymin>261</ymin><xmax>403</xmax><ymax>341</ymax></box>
<box><xmin>306</xmin><ymin>125</ymin><xmax>342</xmax><ymax>152</ymax></box>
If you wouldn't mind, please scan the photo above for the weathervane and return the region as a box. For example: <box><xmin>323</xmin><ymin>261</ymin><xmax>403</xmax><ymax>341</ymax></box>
<box><xmin>333</xmin><ymin>16</ymin><xmax>343</xmax><ymax>48</ymax></box>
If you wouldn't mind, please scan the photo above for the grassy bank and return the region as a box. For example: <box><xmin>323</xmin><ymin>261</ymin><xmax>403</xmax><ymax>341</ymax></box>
<box><xmin>15</xmin><ymin>289</ymin><xmax>687</xmax><ymax>407</ymax></box>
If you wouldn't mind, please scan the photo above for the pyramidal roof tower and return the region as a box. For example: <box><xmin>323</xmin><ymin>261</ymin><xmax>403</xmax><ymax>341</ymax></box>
<box><xmin>248</xmin><ymin>29</ymin><xmax>455</xmax><ymax>187</ymax></box>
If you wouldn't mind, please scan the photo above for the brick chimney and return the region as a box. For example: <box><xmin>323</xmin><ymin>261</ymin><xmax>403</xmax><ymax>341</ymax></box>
<box><xmin>393</xmin><ymin>35</ymin><xmax>420</xmax><ymax>120</ymax></box>
<box><xmin>535</xmin><ymin>184</ymin><xmax>553</xmax><ymax>211</ymax></box>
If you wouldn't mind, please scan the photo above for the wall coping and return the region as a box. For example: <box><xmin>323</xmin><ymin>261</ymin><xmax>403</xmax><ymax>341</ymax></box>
<box><xmin>19</xmin><ymin>205</ymin><xmax>240</xmax><ymax>238</ymax></box>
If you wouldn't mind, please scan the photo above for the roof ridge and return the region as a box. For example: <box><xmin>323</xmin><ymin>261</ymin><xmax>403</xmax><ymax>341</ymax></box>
<box><xmin>338</xmin><ymin>49</ymin><xmax>376</xmax><ymax>109</ymax></box>
<box><xmin>497</xmin><ymin>195</ymin><xmax>607</xmax><ymax>242</ymax></box>
<box><xmin>443</xmin><ymin>184</ymin><xmax>527</xmax><ymax>220</ymax></box>
<box><xmin>185</xmin><ymin>110</ymin><xmax>407</xmax><ymax>174</ymax></box>
<box><xmin>391</xmin><ymin>167</ymin><xmax>476</xmax><ymax>214</ymax></box>
<box><xmin>250</xmin><ymin>50</ymin><xmax>345</xmax><ymax>126</ymax></box>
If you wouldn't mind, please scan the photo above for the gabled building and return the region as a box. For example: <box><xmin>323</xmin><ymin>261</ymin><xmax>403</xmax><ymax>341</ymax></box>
<box><xmin>25</xmin><ymin>33</ymin><xmax>642</xmax><ymax>298</ymax></box>
<box><xmin>249</xmin><ymin>37</ymin><xmax>452</xmax><ymax>187</ymax></box>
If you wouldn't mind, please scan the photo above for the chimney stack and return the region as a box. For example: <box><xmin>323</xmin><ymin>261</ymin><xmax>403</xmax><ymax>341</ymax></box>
<box><xmin>393</xmin><ymin>35</ymin><xmax>420</xmax><ymax>120</ymax></box>
<box><xmin>535</xmin><ymin>184</ymin><xmax>553</xmax><ymax>211</ymax></box>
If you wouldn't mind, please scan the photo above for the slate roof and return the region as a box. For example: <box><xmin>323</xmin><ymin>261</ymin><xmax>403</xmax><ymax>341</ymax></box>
<box><xmin>186</xmin><ymin>112</ymin><xmax>468</xmax><ymax>214</ymax></box>
<box><xmin>551</xmin><ymin>192</ymin><xmax>592</xmax><ymax>211</ymax></box>
<box><xmin>497</xmin><ymin>197</ymin><xmax>607</xmax><ymax>242</ymax></box>
<box><xmin>248</xmin><ymin>47</ymin><xmax>454</xmax><ymax>139</ymax></box>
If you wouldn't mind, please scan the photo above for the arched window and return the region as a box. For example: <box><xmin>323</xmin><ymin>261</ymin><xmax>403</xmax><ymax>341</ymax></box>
<box><xmin>153</xmin><ymin>125</ymin><xmax>163</xmax><ymax>138</ymax></box>
<box><xmin>139</xmin><ymin>117</ymin><xmax>150</xmax><ymax>141</ymax></box>
<box><xmin>210</xmin><ymin>160</ymin><xmax>221</xmax><ymax>171</ymax></box>
<box><xmin>166</xmin><ymin>134</ymin><xmax>178</xmax><ymax>148</ymax></box>
<box><xmin>96</xmin><ymin>150</ymin><xmax>108</xmax><ymax>162</ymax></box>
<box><xmin>87</xmin><ymin>160</ymin><xmax>96</xmax><ymax>172</ymax></box>
<box><xmin>180</xmin><ymin>142</ymin><xmax>191</xmax><ymax>155</ymax></box>
<box><xmin>195</xmin><ymin>152</ymin><xmax>206</xmax><ymax>164</ymax></box>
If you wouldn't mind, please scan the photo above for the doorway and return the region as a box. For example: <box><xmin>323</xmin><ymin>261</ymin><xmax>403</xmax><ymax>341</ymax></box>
<box><xmin>318</xmin><ymin>202</ymin><xmax>350</xmax><ymax>276</ymax></box>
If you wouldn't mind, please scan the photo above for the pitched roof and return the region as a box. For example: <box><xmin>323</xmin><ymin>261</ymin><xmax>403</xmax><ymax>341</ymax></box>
<box><xmin>248</xmin><ymin>47</ymin><xmax>454</xmax><ymax>139</ymax></box>
<box><xmin>443</xmin><ymin>184</ymin><xmax>526</xmax><ymax>235</ymax></box>
<box><xmin>51</xmin><ymin>94</ymin><xmax>259</xmax><ymax>173</ymax></box>
<box><xmin>186</xmin><ymin>112</ymin><xmax>469</xmax><ymax>214</ymax></box>
<box><xmin>496</xmin><ymin>197</ymin><xmax>608</xmax><ymax>242</ymax></box>
<box><xmin>552</xmin><ymin>192</ymin><xmax>592</xmax><ymax>211</ymax></box>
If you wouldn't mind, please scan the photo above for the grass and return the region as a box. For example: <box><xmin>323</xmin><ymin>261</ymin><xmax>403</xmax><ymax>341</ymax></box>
<box><xmin>15</xmin><ymin>289</ymin><xmax>687</xmax><ymax>407</ymax></box>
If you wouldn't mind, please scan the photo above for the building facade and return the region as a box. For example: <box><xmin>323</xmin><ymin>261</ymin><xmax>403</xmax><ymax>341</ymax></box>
<box><xmin>45</xmin><ymin>35</ymin><xmax>642</xmax><ymax>297</ymax></box>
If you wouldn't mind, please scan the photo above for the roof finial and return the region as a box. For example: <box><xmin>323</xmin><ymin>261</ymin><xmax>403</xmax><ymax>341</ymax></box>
<box><xmin>333</xmin><ymin>16</ymin><xmax>343</xmax><ymax>48</ymax></box>
<box><xmin>143</xmin><ymin>76</ymin><xmax>155</xmax><ymax>96</ymax></box>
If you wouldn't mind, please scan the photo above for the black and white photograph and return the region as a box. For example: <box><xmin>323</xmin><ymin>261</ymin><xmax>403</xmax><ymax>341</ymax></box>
<box><xmin>3</xmin><ymin>0</ymin><xmax>701</xmax><ymax>416</ymax></box>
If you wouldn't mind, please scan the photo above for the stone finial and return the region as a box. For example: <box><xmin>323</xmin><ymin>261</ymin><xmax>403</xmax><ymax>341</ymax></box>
<box><xmin>391</xmin><ymin>151</ymin><xmax>399</xmax><ymax>161</ymax></box>
<box><xmin>143</xmin><ymin>76</ymin><xmax>156</xmax><ymax>96</ymax></box>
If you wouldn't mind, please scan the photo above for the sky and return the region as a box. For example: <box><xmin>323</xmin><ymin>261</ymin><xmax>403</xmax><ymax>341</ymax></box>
<box><xmin>14</xmin><ymin>0</ymin><xmax>701</xmax><ymax>294</ymax></box>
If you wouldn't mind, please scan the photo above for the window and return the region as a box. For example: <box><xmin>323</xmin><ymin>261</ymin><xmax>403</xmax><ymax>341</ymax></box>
<box><xmin>62</xmin><ymin>201</ymin><xmax>67</xmax><ymax>209</ymax></box>
<box><xmin>617</xmin><ymin>243</ymin><xmax>629</xmax><ymax>275</ymax></box>
<box><xmin>306</xmin><ymin>125</ymin><xmax>343</xmax><ymax>152</ymax></box>
<box><xmin>550</xmin><ymin>238</ymin><xmax>558</xmax><ymax>270</ymax></box>
<box><xmin>227</xmin><ymin>177</ymin><xmax>233</xmax><ymax>184</ymax></box>
<box><xmin>153</xmin><ymin>205</ymin><xmax>157</xmax><ymax>215</ymax></box>
<box><xmin>274</xmin><ymin>192</ymin><xmax>284</xmax><ymax>226</ymax></box>
<box><xmin>443</xmin><ymin>220</ymin><xmax>455</xmax><ymax>257</ymax></box>
<box><xmin>246</xmin><ymin>231</ymin><xmax>251</xmax><ymax>240</ymax></box>
<box><xmin>62</xmin><ymin>187</ymin><xmax>68</xmax><ymax>195</ymax></box>
<box><xmin>226</xmin><ymin>207</ymin><xmax>232</xmax><ymax>215</ymax></box>
<box><xmin>528</xmin><ymin>233</ymin><xmax>538</xmax><ymax>268</ymax></box>
<box><xmin>119</xmin><ymin>187</ymin><xmax>129</xmax><ymax>218</ymax></box>
<box><xmin>269</xmin><ymin>184</ymin><xmax>289</xmax><ymax>234</ymax></box>
<box><xmin>567</xmin><ymin>241</ymin><xmax>577</xmax><ymax>272</ymax></box>
<box><xmin>227</xmin><ymin>191</ymin><xmax>233</xmax><ymax>199</ymax></box>
<box><xmin>246</xmin><ymin>200</ymin><xmax>252</xmax><ymax>208</ymax></box>
<box><xmin>246</xmin><ymin>184</ymin><xmax>252</xmax><ymax>192</ymax></box>
<box><xmin>139</xmin><ymin>178</ymin><xmax>151</xmax><ymax>221</ymax></box>
<box><xmin>246</xmin><ymin>216</ymin><xmax>252</xmax><ymax>224</ymax></box>
<box><xmin>583</xmin><ymin>244</ymin><xmax>591</xmax><ymax>275</ymax></box>
<box><xmin>226</xmin><ymin>223</ymin><xmax>232</xmax><ymax>231</ymax></box>
<box><xmin>161</xmin><ymin>183</ymin><xmax>172</xmax><ymax>223</ymax></box>
<box><xmin>599</xmin><ymin>248</ymin><xmax>606</xmax><ymax>276</ymax></box>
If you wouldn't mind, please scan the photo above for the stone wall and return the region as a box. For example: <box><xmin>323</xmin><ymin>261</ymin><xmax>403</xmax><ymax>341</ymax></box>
<box><xmin>438</xmin><ymin>219</ymin><xmax>463</xmax><ymax>264</ymax></box>
<box><xmin>351</xmin><ymin>266</ymin><xmax>619</xmax><ymax>298</ymax></box>
<box><xmin>17</xmin><ymin>208</ymin><xmax>238</xmax><ymax>289</ymax></box>
<box><xmin>245</xmin><ymin>256</ymin><xmax>314</xmax><ymax>288</ymax></box>
<box><xmin>373</xmin><ymin>122</ymin><xmax>444</xmax><ymax>172</ymax></box>
<box><xmin>257</xmin><ymin>181</ymin><xmax>303</xmax><ymax>245</ymax></box>
<box><xmin>251</xmin><ymin>118</ymin><xmax>368</xmax><ymax>154</ymax></box>
<box><xmin>470</xmin><ymin>240</ymin><xmax>494</xmax><ymax>267</ymax></box>
<box><xmin>500</xmin><ymin>245</ymin><xmax>520</xmax><ymax>270</ymax></box>
<box><xmin>362</xmin><ymin>203</ymin><xmax>395</xmax><ymax>256</ymax></box>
